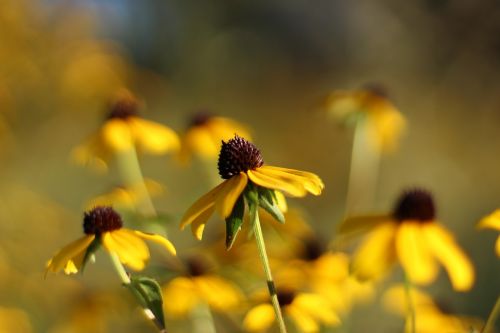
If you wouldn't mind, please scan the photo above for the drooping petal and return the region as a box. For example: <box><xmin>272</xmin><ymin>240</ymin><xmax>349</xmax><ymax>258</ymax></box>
<box><xmin>162</xmin><ymin>277</ymin><xmax>199</xmax><ymax>316</ymax></box>
<box><xmin>112</xmin><ymin>229</ymin><xmax>150</xmax><ymax>260</ymax></box>
<box><xmin>352</xmin><ymin>222</ymin><xmax>397</xmax><ymax>281</ymax></box>
<box><xmin>133</xmin><ymin>230</ymin><xmax>177</xmax><ymax>255</ymax></box>
<box><xmin>422</xmin><ymin>223</ymin><xmax>475</xmax><ymax>291</ymax></box>
<box><xmin>191</xmin><ymin>205</ymin><xmax>215</xmax><ymax>240</ymax></box>
<box><xmin>215</xmin><ymin>172</ymin><xmax>248</xmax><ymax>218</ymax></box>
<box><xmin>128</xmin><ymin>117</ymin><xmax>180</xmax><ymax>154</ymax></box>
<box><xmin>101</xmin><ymin>232</ymin><xmax>147</xmax><ymax>271</ymax></box>
<box><xmin>183</xmin><ymin>127</ymin><xmax>220</xmax><ymax>159</ymax></box>
<box><xmin>101</xmin><ymin>119</ymin><xmax>133</xmax><ymax>151</ymax></box>
<box><xmin>243</xmin><ymin>304</ymin><xmax>276</xmax><ymax>332</ymax></box>
<box><xmin>46</xmin><ymin>235</ymin><xmax>95</xmax><ymax>274</ymax></box>
<box><xmin>258</xmin><ymin>166</ymin><xmax>324</xmax><ymax>195</ymax></box>
<box><xmin>396</xmin><ymin>222</ymin><xmax>438</xmax><ymax>285</ymax></box>
<box><xmin>274</xmin><ymin>190</ymin><xmax>288</xmax><ymax>212</ymax></box>
<box><xmin>261</xmin><ymin>166</ymin><xmax>324</xmax><ymax>189</ymax></box>
<box><xmin>478</xmin><ymin>209</ymin><xmax>500</xmax><ymax>231</ymax></box>
<box><xmin>287</xmin><ymin>304</ymin><xmax>319</xmax><ymax>333</ymax></box>
<box><xmin>293</xmin><ymin>293</ymin><xmax>340</xmax><ymax>326</ymax></box>
<box><xmin>180</xmin><ymin>181</ymin><xmax>227</xmax><ymax>230</ymax></box>
<box><xmin>193</xmin><ymin>275</ymin><xmax>243</xmax><ymax>311</ymax></box>
<box><xmin>247</xmin><ymin>169</ymin><xmax>307</xmax><ymax>197</ymax></box>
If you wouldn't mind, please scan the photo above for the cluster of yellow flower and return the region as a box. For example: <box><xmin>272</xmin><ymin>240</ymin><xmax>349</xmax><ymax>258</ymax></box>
<box><xmin>43</xmin><ymin>86</ymin><xmax>500</xmax><ymax>333</ymax></box>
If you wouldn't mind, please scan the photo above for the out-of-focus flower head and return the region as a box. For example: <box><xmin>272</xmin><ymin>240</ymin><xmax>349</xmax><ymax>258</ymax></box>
<box><xmin>339</xmin><ymin>188</ymin><xmax>474</xmax><ymax>291</ymax></box>
<box><xmin>180</xmin><ymin>135</ymin><xmax>323</xmax><ymax>248</ymax></box>
<box><xmin>178</xmin><ymin>111</ymin><xmax>252</xmax><ymax>164</ymax></box>
<box><xmin>72</xmin><ymin>89</ymin><xmax>180</xmax><ymax>171</ymax></box>
<box><xmin>383</xmin><ymin>284</ymin><xmax>482</xmax><ymax>333</ymax></box>
<box><xmin>0</xmin><ymin>306</ymin><xmax>33</xmax><ymax>333</ymax></box>
<box><xmin>162</xmin><ymin>255</ymin><xmax>243</xmax><ymax>317</ymax></box>
<box><xmin>324</xmin><ymin>83</ymin><xmax>406</xmax><ymax>153</ymax></box>
<box><xmin>46</xmin><ymin>206</ymin><xmax>176</xmax><ymax>275</ymax></box>
<box><xmin>478</xmin><ymin>209</ymin><xmax>500</xmax><ymax>257</ymax></box>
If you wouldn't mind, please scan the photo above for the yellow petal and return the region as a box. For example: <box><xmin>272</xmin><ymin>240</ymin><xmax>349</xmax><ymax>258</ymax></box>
<box><xmin>423</xmin><ymin>223</ymin><xmax>475</xmax><ymax>291</ymax></box>
<box><xmin>215</xmin><ymin>172</ymin><xmax>248</xmax><ymax>218</ymax></box>
<box><xmin>287</xmin><ymin>304</ymin><xmax>319</xmax><ymax>333</ymax></box>
<box><xmin>183</xmin><ymin>127</ymin><xmax>221</xmax><ymax>159</ymax></box>
<box><xmin>274</xmin><ymin>190</ymin><xmax>288</xmax><ymax>212</ymax></box>
<box><xmin>352</xmin><ymin>222</ymin><xmax>397</xmax><ymax>281</ymax></box>
<box><xmin>46</xmin><ymin>235</ymin><xmax>95</xmax><ymax>274</ymax></box>
<box><xmin>112</xmin><ymin>229</ymin><xmax>150</xmax><ymax>260</ymax></box>
<box><xmin>101</xmin><ymin>119</ymin><xmax>133</xmax><ymax>151</ymax></box>
<box><xmin>71</xmin><ymin>135</ymin><xmax>110</xmax><ymax>172</ymax></box>
<box><xmin>247</xmin><ymin>169</ymin><xmax>307</xmax><ymax>197</ymax></box>
<box><xmin>293</xmin><ymin>293</ymin><xmax>340</xmax><ymax>326</ymax></box>
<box><xmin>180</xmin><ymin>181</ymin><xmax>227</xmax><ymax>230</ymax></box>
<box><xmin>134</xmin><ymin>230</ymin><xmax>177</xmax><ymax>255</ymax></box>
<box><xmin>162</xmin><ymin>277</ymin><xmax>199</xmax><ymax>316</ymax></box>
<box><xmin>478</xmin><ymin>209</ymin><xmax>500</xmax><ymax>231</ymax></box>
<box><xmin>194</xmin><ymin>275</ymin><xmax>243</xmax><ymax>311</ymax></box>
<box><xmin>261</xmin><ymin>166</ymin><xmax>324</xmax><ymax>188</ymax></box>
<box><xmin>337</xmin><ymin>214</ymin><xmax>391</xmax><ymax>238</ymax></box>
<box><xmin>128</xmin><ymin>117</ymin><xmax>180</xmax><ymax>154</ymax></box>
<box><xmin>243</xmin><ymin>304</ymin><xmax>275</xmax><ymax>332</ymax></box>
<box><xmin>102</xmin><ymin>232</ymin><xmax>146</xmax><ymax>271</ymax></box>
<box><xmin>191</xmin><ymin>205</ymin><xmax>215</xmax><ymax>240</ymax></box>
<box><xmin>396</xmin><ymin>222</ymin><xmax>438</xmax><ymax>285</ymax></box>
<box><xmin>258</xmin><ymin>166</ymin><xmax>324</xmax><ymax>195</ymax></box>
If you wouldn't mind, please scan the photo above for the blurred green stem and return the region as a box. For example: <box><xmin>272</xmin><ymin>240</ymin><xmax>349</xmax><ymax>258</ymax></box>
<box><xmin>192</xmin><ymin>303</ymin><xmax>217</xmax><ymax>333</ymax></box>
<box><xmin>482</xmin><ymin>296</ymin><xmax>500</xmax><ymax>333</ymax></box>
<box><xmin>403</xmin><ymin>275</ymin><xmax>416</xmax><ymax>333</ymax></box>
<box><xmin>116</xmin><ymin>147</ymin><xmax>157</xmax><ymax>217</ymax></box>
<box><xmin>345</xmin><ymin>119</ymin><xmax>380</xmax><ymax>215</ymax></box>
<box><xmin>250</xmin><ymin>203</ymin><xmax>288</xmax><ymax>333</ymax></box>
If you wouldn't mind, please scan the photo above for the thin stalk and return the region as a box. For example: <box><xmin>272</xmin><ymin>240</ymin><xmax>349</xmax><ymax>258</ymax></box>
<box><xmin>345</xmin><ymin>119</ymin><xmax>381</xmax><ymax>215</ymax></box>
<box><xmin>115</xmin><ymin>147</ymin><xmax>157</xmax><ymax>217</ymax></box>
<box><xmin>482</xmin><ymin>295</ymin><xmax>500</xmax><ymax>333</ymax></box>
<box><xmin>192</xmin><ymin>302</ymin><xmax>217</xmax><ymax>333</ymax></box>
<box><xmin>250</xmin><ymin>204</ymin><xmax>288</xmax><ymax>333</ymax></box>
<box><xmin>403</xmin><ymin>275</ymin><xmax>416</xmax><ymax>333</ymax></box>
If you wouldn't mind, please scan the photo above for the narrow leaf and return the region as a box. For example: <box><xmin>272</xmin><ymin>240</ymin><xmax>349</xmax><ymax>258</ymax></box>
<box><xmin>128</xmin><ymin>276</ymin><xmax>166</xmax><ymax>331</ymax></box>
<box><xmin>225</xmin><ymin>195</ymin><xmax>245</xmax><ymax>250</ymax></box>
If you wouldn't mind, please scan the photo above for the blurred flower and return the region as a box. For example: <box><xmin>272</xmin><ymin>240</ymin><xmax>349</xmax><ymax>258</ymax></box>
<box><xmin>162</xmin><ymin>256</ymin><xmax>243</xmax><ymax>317</ymax></box>
<box><xmin>178</xmin><ymin>111</ymin><xmax>252</xmax><ymax>163</ymax></box>
<box><xmin>85</xmin><ymin>179</ymin><xmax>164</xmax><ymax>211</ymax></box>
<box><xmin>0</xmin><ymin>306</ymin><xmax>32</xmax><ymax>333</ymax></box>
<box><xmin>324</xmin><ymin>84</ymin><xmax>406</xmax><ymax>152</ymax></box>
<box><xmin>339</xmin><ymin>188</ymin><xmax>474</xmax><ymax>291</ymax></box>
<box><xmin>46</xmin><ymin>206</ymin><xmax>176</xmax><ymax>275</ymax></box>
<box><xmin>72</xmin><ymin>89</ymin><xmax>180</xmax><ymax>171</ymax></box>
<box><xmin>478</xmin><ymin>209</ymin><xmax>500</xmax><ymax>256</ymax></box>
<box><xmin>243</xmin><ymin>286</ymin><xmax>340</xmax><ymax>333</ymax></box>
<box><xmin>383</xmin><ymin>284</ymin><xmax>482</xmax><ymax>333</ymax></box>
<box><xmin>180</xmin><ymin>135</ymin><xmax>323</xmax><ymax>242</ymax></box>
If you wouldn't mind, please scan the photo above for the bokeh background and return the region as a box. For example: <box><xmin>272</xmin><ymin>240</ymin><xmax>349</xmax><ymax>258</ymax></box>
<box><xmin>1</xmin><ymin>0</ymin><xmax>500</xmax><ymax>332</ymax></box>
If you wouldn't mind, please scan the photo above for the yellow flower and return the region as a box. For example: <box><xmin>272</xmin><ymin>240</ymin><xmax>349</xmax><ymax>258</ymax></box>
<box><xmin>180</xmin><ymin>135</ymin><xmax>324</xmax><ymax>244</ymax></box>
<box><xmin>46</xmin><ymin>206</ymin><xmax>176</xmax><ymax>275</ymax></box>
<box><xmin>0</xmin><ymin>306</ymin><xmax>32</xmax><ymax>333</ymax></box>
<box><xmin>72</xmin><ymin>89</ymin><xmax>180</xmax><ymax>171</ymax></box>
<box><xmin>243</xmin><ymin>287</ymin><xmax>340</xmax><ymax>333</ymax></box>
<box><xmin>324</xmin><ymin>85</ymin><xmax>406</xmax><ymax>152</ymax></box>
<box><xmin>339</xmin><ymin>188</ymin><xmax>474</xmax><ymax>291</ymax></box>
<box><xmin>383</xmin><ymin>284</ymin><xmax>482</xmax><ymax>333</ymax></box>
<box><xmin>179</xmin><ymin>111</ymin><xmax>252</xmax><ymax>163</ymax></box>
<box><xmin>478</xmin><ymin>209</ymin><xmax>500</xmax><ymax>256</ymax></box>
<box><xmin>162</xmin><ymin>256</ymin><xmax>243</xmax><ymax>316</ymax></box>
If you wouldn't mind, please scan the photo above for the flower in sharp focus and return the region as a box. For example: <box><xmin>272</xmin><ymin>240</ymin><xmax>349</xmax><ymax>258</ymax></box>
<box><xmin>179</xmin><ymin>135</ymin><xmax>324</xmax><ymax>247</ymax></box>
<box><xmin>46</xmin><ymin>206</ymin><xmax>176</xmax><ymax>275</ymax></box>
<box><xmin>339</xmin><ymin>188</ymin><xmax>474</xmax><ymax>291</ymax></box>
<box><xmin>72</xmin><ymin>89</ymin><xmax>180</xmax><ymax>171</ymax></box>
<box><xmin>162</xmin><ymin>255</ymin><xmax>243</xmax><ymax>317</ymax></box>
<box><xmin>243</xmin><ymin>286</ymin><xmax>340</xmax><ymax>333</ymax></box>
<box><xmin>478</xmin><ymin>209</ymin><xmax>500</xmax><ymax>256</ymax></box>
<box><xmin>324</xmin><ymin>84</ymin><xmax>406</xmax><ymax>153</ymax></box>
<box><xmin>178</xmin><ymin>111</ymin><xmax>252</xmax><ymax>164</ymax></box>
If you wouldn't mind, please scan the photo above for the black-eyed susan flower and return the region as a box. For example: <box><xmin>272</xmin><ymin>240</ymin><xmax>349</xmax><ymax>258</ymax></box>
<box><xmin>46</xmin><ymin>206</ymin><xmax>176</xmax><ymax>275</ymax></box>
<box><xmin>324</xmin><ymin>84</ymin><xmax>406</xmax><ymax>153</ymax></box>
<box><xmin>72</xmin><ymin>89</ymin><xmax>180</xmax><ymax>171</ymax></box>
<box><xmin>178</xmin><ymin>111</ymin><xmax>252</xmax><ymax>163</ymax></box>
<box><xmin>243</xmin><ymin>286</ymin><xmax>340</xmax><ymax>333</ymax></box>
<box><xmin>180</xmin><ymin>135</ymin><xmax>324</xmax><ymax>247</ymax></box>
<box><xmin>478</xmin><ymin>209</ymin><xmax>500</xmax><ymax>256</ymax></box>
<box><xmin>162</xmin><ymin>256</ymin><xmax>243</xmax><ymax>317</ymax></box>
<box><xmin>339</xmin><ymin>188</ymin><xmax>474</xmax><ymax>291</ymax></box>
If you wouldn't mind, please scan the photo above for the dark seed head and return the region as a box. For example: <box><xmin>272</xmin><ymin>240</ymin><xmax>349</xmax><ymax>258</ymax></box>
<box><xmin>185</xmin><ymin>256</ymin><xmax>210</xmax><ymax>277</ymax></box>
<box><xmin>107</xmin><ymin>93</ymin><xmax>139</xmax><ymax>120</ymax></box>
<box><xmin>83</xmin><ymin>206</ymin><xmax>123</xmax><ymax>235</ymax></box>
<box><xmin>393</xmin><ymin>189</ymin><xmax>436</xmax><ymax>222</ymax></box>
<box><xmin>277</xmin><ymin>290</ymin><xmax>296</xmax><ymax>307</ymax></box>
<box><xmin>217</xmin><ymin>135</ymin><xmax>264</xmax><ymax>179</ymax></box>
<box><xmin>301</xmin><ymin>238</ymin><xmax>325</xmax><ymax>261</ymax></box>
<box><xmin>188</xmin><ymin>111</ymin><xmax>213</xmax><ymax>128</ymax></box>
<box><xmin>362</xmin><ymin>82</ymin><xmax>389</xmax><ymax>98</ymax></box>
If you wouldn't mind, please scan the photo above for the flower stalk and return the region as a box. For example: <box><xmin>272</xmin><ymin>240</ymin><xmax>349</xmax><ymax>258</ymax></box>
<box><xmin>482</xmin><ymin>295</ymin><xmax>500</xmax><ymax>333</ymax></box>
<box><xmin>403</xmin><ymin>274</ymin><xmax>416</xmax><ymax>333</ymax></box>
<box><xmin>192</xmin><ymin>303</ymin><xmax>217</xmax><ymax>333</ymax></box>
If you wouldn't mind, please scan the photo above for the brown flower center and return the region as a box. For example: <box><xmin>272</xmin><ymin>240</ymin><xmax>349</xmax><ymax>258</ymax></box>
<box><xmin>185</xmin><ymin>256</ymin><xmax>210</xmax><ymax>277</ymax></box>
<box><xmin>83</xmin><ymin>206</ymin><xmax>123</xmax><ymax>235</ymax></box>
<box><xmin>277</xmin><ymin>290</ymin><xmax>296</xmax><ymax>307</ymax></box>
<box><xmin>217</xmin><ymin>135</ymin><xmax>264</xmax><ymax>179</ymax></box>
<box><xmin>393</xmin><ymin>188</ymin><xmax>435</xmax><ymax>222</ymax></box>
<box><xmin>107</xmin><ymin>95</ymin><xmax>139</xmax><ymax>120</ymax></box>
<box><xmin>301</xmin><ymin>238</ymin><xmax>325</xmax><ymax>261</ymax></box>
<box><xmin>188</xmin><ymin>111</ymin><xmax>213</xmax><ymax>128</ymax></box>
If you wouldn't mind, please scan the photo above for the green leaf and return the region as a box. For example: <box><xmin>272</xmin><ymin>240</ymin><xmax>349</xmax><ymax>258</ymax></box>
<box><xmin>225</xmin><ymin>195</ymin><xmax>245</xmax><ymax>250</ymax></box>
<box><xmin>127</xmin><ymin>276</ymin><xmax>166</xmax><ymax>331</ymax></box>
<box><xmin>243</xmin><ymin>182</ymin><xmax>259</xmax><ymax>207</ymax></box>
<box><xmin>81</xmin><ymin>237</ymin><xmax>101</xmax><ymax>273</ymax></box>
<box><xmin>258</xmin><ymin>188</ymin><xmax>285</xmax><ymax>224</ymax></box>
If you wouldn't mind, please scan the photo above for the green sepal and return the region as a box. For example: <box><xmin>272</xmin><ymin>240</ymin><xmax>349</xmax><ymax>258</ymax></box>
<box><xmin>80</xmin><ymin>237</ymin><xmax>101</xmax><ymax>273</ymax></box>
<box><xmin>257</xmin><ymin>188</ymin><xmax>285</xmax><ymax>224</ymax></box>
<box><xmin>225</xmin><ymin>195</ymin><xmax>245</xmax><ymax>250</ymax></box>
<box><xmin>243</xmin><ymin>182</ymin><xmax>259</xmax><ymax>207</ymax></box>
<box><xmin>127</xmin><ymin>275</ymin><xmax>166</xmax><ymax>331</ymax></box>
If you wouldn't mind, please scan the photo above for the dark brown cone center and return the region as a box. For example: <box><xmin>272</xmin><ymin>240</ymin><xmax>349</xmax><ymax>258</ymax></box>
<box><xmin>217</xmin><ymin>135</ymin><xmax>264</xmax><ymax>179</ymax></box>
<box><xmin>83</xmin><ymin>206</ymin><xmax>123</xmax><ymax>235</ymax></box>
<box><xmin>186</xmin><ymin>257</ymin><xmax>209</xmax><ymax>277</ymax></box>
<box><xmin>277</xmin><ymin>290</ymin><xmax>296</xmax><ymax>307</ymax></box>
<box><xmin>107</xmin><ymin>96</ymin><xmax>139</xmax><ymax>120</ymax></box>
<box><xmin>301</xmin><ymin>238</ymin><xmax>325</xmax><ymax>261</ymax></box>
<box><xmin>393</xmin><ymin>188</ymin><xmax>436</xmax><ymax>222</ymax></box>
<box><xmin>188</xmin><ymin>111</ymin><xmax>213</xmax><ymax>128</ymax></box>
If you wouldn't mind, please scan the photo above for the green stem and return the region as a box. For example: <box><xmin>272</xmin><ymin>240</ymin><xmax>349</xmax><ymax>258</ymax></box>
<box><xmin>192</xmin><ymin>302</ymin><xmax>217</xmax><ymax>333</ymax></box>
<box><xmin>250</xmin><ymin>204</ymin><xmax>288</xmax><ymax>333</ymax></box>
<box><xmin>115</xmin><ymin>147</ymin><xmax>157</xmax><ymax>217</ymax></box>
<box><xmin>482</xmin><ymin>295</ymin><xmax>500</xmax><ymax>333</ymax></box>
<box><xmin>345</xmin><ymin>119</ymin><xmax>381</xmax><ymax>215</ymax></box>
<box><xmin>403</xmin><ymin>275</ymin><xmax>416</xmax><ymax>333</ymax></box>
